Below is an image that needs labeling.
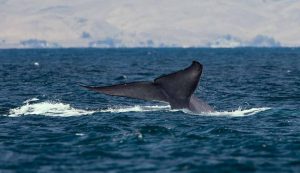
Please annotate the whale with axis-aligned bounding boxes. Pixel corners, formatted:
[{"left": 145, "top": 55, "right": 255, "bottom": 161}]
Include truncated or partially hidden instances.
[{"left": 82, "top": 61, "right": 214, "bottom": 113}]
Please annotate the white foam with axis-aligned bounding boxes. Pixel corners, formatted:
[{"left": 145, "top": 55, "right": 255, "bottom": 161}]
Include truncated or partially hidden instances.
[
  {"left": 8, "top": 99, "right": 95, "bottom": 117},
  {"left": 99, "top": 105, "right": 171, "bottom": 113},
  {"left": 7, "top": 98, "right": 270, "bottom": 117},
  {"left": 23, "top": 97, "right": 39, "bottom": 103},
  {"left": 75, "top": 133, "right": 85, "bottom": 136},
  {"left": 7, "top": 98, "right": 170, "bottom": 117},
  {"left": 101, "top": 106, "right": 271, "bottom": 117},
  {"left": 198, "top": 107, "right": 271, "bottom": 117}
]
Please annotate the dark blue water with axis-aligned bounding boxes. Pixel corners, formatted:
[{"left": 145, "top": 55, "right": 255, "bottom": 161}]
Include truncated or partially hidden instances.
[{"left": 0, "top": 48, "right": 299, "bottom": 173}]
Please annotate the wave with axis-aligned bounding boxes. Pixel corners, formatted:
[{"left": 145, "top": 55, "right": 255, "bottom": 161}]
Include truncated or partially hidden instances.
[{"left": 7, "top": 98, "right": 271, "bottom": 117}]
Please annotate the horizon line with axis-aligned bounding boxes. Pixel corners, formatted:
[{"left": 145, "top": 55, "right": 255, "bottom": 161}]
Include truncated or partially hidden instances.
[{"left": 1, "top": 46, "right": 300, "bottom": 50}]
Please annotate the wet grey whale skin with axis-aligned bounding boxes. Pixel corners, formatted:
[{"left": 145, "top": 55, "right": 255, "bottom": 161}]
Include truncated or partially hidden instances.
[{"left": 82, "top": 61, "right": 214, "bottom": 113}]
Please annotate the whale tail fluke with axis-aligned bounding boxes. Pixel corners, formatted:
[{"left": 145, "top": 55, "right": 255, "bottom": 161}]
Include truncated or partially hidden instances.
[
  {"left": 80, "top": 82, "right": 168, "bottom": 102},
  {"left": 81, "top": 61, "right": 204, "bottom": 109}
]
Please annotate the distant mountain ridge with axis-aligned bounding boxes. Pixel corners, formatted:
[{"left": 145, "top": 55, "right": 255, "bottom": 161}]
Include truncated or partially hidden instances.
[{"left": 0, "top": 0, "right": 299, "bottom": 48}]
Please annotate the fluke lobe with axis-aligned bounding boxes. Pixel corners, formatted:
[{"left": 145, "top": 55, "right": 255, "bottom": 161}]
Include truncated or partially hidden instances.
[{"left": 82, "top": 61, "right": 214, "bottom": 113}]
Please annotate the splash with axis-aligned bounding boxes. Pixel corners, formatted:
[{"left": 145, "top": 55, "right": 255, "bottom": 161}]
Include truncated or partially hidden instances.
[
  {"left": 7, "top": 98, "right": 170, "bottom": 117},
  {"left": 7, "top": 98, "right": 270, "bottom": 117},
  {"left": 95, "top": 105, "right": 266, "bottom": 117},
  {"left": 100, "top": 105, "right": 171, "bottom": 113},
  {"left": 8, "top": 98, "right": 95, "bottom": 117},
  {"left": 196, "top": 107, "right": 271, "bottom": 117}
]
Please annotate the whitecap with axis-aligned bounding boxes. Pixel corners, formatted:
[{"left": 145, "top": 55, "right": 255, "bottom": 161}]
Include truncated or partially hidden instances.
[
  {"left": 8, "top": 101, "right": 95, "bottom": 117},
  {"left": 7, "top": 98, "right": 270, "bottom": 117},
  {"left": 7, "top": 100, "right": 170, "bottom": 117},
  {"left": 99, "top": 105, "right": 171, "bottom": 113},
  {"left": 193, "top": 107, "right": 271, "bottom": 117},
  {"left": 23, "top": 97, "right": 39, "bottom": 104},
  {"left": 75, "top": 133, "right": 85, "bottom": 136},
  {"left": 84, "top": 104, "right": 269, "bottom": 117}
]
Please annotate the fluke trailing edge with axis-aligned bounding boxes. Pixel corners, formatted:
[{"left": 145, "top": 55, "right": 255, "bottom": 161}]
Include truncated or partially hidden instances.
[{"left": 82, "top": 61, "right": 214, "bottom": 113}]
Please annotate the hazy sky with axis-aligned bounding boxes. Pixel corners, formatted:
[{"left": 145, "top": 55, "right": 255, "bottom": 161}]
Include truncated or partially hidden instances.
[{"left": 0, "top": 0, "right": 299, "bottom": 48}]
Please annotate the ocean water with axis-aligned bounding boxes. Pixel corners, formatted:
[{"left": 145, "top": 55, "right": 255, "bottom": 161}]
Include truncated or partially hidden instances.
[{"left": 0, "top": 48, "right": 299, "bottom": 173}]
